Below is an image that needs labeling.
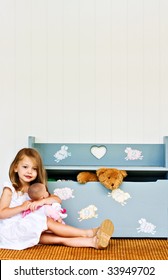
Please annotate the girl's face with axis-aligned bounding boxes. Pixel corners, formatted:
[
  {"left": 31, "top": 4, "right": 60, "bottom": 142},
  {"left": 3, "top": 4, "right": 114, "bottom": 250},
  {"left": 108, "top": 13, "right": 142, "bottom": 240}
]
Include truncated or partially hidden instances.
[{"left": 14, "top": 156, "right": 38, "bottom": 185}]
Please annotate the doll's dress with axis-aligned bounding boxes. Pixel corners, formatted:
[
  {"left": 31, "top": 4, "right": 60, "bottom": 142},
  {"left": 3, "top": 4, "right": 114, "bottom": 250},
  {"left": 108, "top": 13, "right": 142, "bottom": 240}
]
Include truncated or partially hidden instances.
[{"left": 0, "top": 183, "right": 48, "bottom": 250}]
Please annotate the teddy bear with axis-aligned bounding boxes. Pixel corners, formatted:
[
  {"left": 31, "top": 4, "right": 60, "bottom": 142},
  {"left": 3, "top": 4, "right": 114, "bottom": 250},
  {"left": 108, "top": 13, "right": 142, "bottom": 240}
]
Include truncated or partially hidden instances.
[{"left": 77, "top": 168, "right": 127, "bottom": 191}]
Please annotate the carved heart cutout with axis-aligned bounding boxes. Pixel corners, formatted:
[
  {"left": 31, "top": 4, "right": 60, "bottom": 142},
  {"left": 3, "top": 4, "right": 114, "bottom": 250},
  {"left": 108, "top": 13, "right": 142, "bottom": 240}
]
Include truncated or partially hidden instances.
[{"left": 91, "top": 146, "right": 107, "bottom": 159}]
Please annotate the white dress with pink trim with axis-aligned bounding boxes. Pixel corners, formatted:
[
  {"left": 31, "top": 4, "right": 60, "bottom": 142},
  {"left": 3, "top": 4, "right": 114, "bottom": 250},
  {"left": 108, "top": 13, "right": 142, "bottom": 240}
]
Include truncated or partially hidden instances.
[{"left": 0, "top": 183, "right": 48, "bottom": 250}]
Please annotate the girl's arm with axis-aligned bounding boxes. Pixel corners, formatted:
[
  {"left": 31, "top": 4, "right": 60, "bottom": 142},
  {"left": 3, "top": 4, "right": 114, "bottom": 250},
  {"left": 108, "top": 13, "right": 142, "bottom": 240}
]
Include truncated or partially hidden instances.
[
  {"left": 29, "top": 194, "right": 61, "bottom": 211},
  {"left": 47, "top": 194, "right": 62, "bottom": 204},
  {"left": 42, "top": 194, "right": 61, "bottom": 205},
  {"left": 0, "top": 187, "right": 31, "bottom": 219}
]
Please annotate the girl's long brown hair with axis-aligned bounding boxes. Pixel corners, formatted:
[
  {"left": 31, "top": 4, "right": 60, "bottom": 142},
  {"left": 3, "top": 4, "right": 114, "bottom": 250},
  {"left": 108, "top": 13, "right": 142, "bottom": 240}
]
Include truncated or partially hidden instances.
[{"left": 9, "top": 148, "right": 48, "bottom": 191}]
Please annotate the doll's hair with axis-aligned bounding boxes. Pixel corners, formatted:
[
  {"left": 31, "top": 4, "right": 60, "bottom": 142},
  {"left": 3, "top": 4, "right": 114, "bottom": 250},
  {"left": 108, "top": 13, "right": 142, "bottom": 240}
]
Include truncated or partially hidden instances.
[
  {"left": 9, "top": 148, "right": 48, "bottom": 191},
  {"left": 28, "top": 183, "right": 47, "bottom": 200}
]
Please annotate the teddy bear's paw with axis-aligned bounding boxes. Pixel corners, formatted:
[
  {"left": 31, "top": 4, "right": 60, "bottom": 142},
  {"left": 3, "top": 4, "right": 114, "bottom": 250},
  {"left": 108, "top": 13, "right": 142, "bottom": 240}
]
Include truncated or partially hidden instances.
[
  {"left": 77, "top": 173, "right": 87, "bottom": 183},
  {"left": 77, "top": 172, "right": 98, "bottom": 183}
]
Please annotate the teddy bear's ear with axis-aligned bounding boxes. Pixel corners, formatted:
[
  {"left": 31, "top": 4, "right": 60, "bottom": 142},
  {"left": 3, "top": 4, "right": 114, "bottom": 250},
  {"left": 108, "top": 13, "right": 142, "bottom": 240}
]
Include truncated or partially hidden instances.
[
  {"left": 120, "top": 170, "right": 127, "bottom": 178},
  {"left": 96, "top": 168, "right": 107, "bottom": 177}
]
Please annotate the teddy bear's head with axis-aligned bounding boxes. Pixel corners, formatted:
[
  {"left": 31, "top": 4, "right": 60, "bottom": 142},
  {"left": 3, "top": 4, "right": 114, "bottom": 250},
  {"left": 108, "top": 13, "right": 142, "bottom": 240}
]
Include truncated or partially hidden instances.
[{"left": 96, "top": 168, "right": 127, "bottom": 190}]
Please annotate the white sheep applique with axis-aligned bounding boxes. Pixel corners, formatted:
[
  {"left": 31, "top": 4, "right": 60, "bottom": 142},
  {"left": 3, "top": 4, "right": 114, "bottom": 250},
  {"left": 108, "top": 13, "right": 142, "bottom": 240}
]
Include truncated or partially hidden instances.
[
  {"left": 54, "top": 187, "right": 75, "bottom": 200},
  {"left": 125, "top": 147, "right": 143, "bottom": 161},
  {"left": 137, "top": 218, "right": 156, "bottom": 235},
  {"left": 108, "top": 188, "right": 131, "bottom": 206},
  {"left": 54, "top": 145, "right": 71, "bottom": 163},
  {"left": 78, "top": 205, "right": 98, "bottom": 222}
]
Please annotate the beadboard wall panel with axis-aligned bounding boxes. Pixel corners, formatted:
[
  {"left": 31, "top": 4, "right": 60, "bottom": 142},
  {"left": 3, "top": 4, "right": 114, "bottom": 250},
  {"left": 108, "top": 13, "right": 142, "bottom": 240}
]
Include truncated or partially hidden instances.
[{"left": 0, "top": 0, "right": 168, "bottom": 184}]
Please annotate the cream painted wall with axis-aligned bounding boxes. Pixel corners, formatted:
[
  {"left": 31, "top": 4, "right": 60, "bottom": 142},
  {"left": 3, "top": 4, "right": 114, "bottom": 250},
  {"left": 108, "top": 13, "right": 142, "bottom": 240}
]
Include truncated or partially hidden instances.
[{"left": 0, "top": 0, "right": 168, "bottom": 184}]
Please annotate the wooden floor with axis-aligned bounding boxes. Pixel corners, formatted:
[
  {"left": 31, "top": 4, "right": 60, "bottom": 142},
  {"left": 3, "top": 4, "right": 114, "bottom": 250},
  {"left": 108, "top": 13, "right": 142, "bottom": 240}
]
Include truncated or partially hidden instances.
[{"left": 0, "top": 239, "right": 167, "bottom": 260}]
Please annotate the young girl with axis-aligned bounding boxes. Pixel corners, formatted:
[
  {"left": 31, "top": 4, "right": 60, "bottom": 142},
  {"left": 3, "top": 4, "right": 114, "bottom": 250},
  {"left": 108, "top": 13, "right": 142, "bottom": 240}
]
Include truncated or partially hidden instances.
[{"left": 0, "top": 148, "right": 114, "bottom": 250}]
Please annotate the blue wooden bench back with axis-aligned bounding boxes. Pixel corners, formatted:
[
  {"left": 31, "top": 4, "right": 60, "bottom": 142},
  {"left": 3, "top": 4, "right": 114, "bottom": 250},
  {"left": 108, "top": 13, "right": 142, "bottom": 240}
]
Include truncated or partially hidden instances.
[{"left": 28, "top": 136, "right": 168, "bottom": 170}]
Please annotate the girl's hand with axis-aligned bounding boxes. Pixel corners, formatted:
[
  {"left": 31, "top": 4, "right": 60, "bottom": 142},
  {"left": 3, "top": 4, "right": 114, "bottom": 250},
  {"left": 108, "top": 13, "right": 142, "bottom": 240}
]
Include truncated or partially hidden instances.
[
  {"left": 21, "top": 200, "right": 32, "bottom": 211},
  {"left": 29, "top": 200, "right": 44, "bottom": 211}
]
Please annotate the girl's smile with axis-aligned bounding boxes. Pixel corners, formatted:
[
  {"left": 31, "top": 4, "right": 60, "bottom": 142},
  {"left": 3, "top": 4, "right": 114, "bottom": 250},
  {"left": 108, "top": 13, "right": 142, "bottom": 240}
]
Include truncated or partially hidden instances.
[{"left": 24, "top": 175, "right": 33, "bottom": 179}]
